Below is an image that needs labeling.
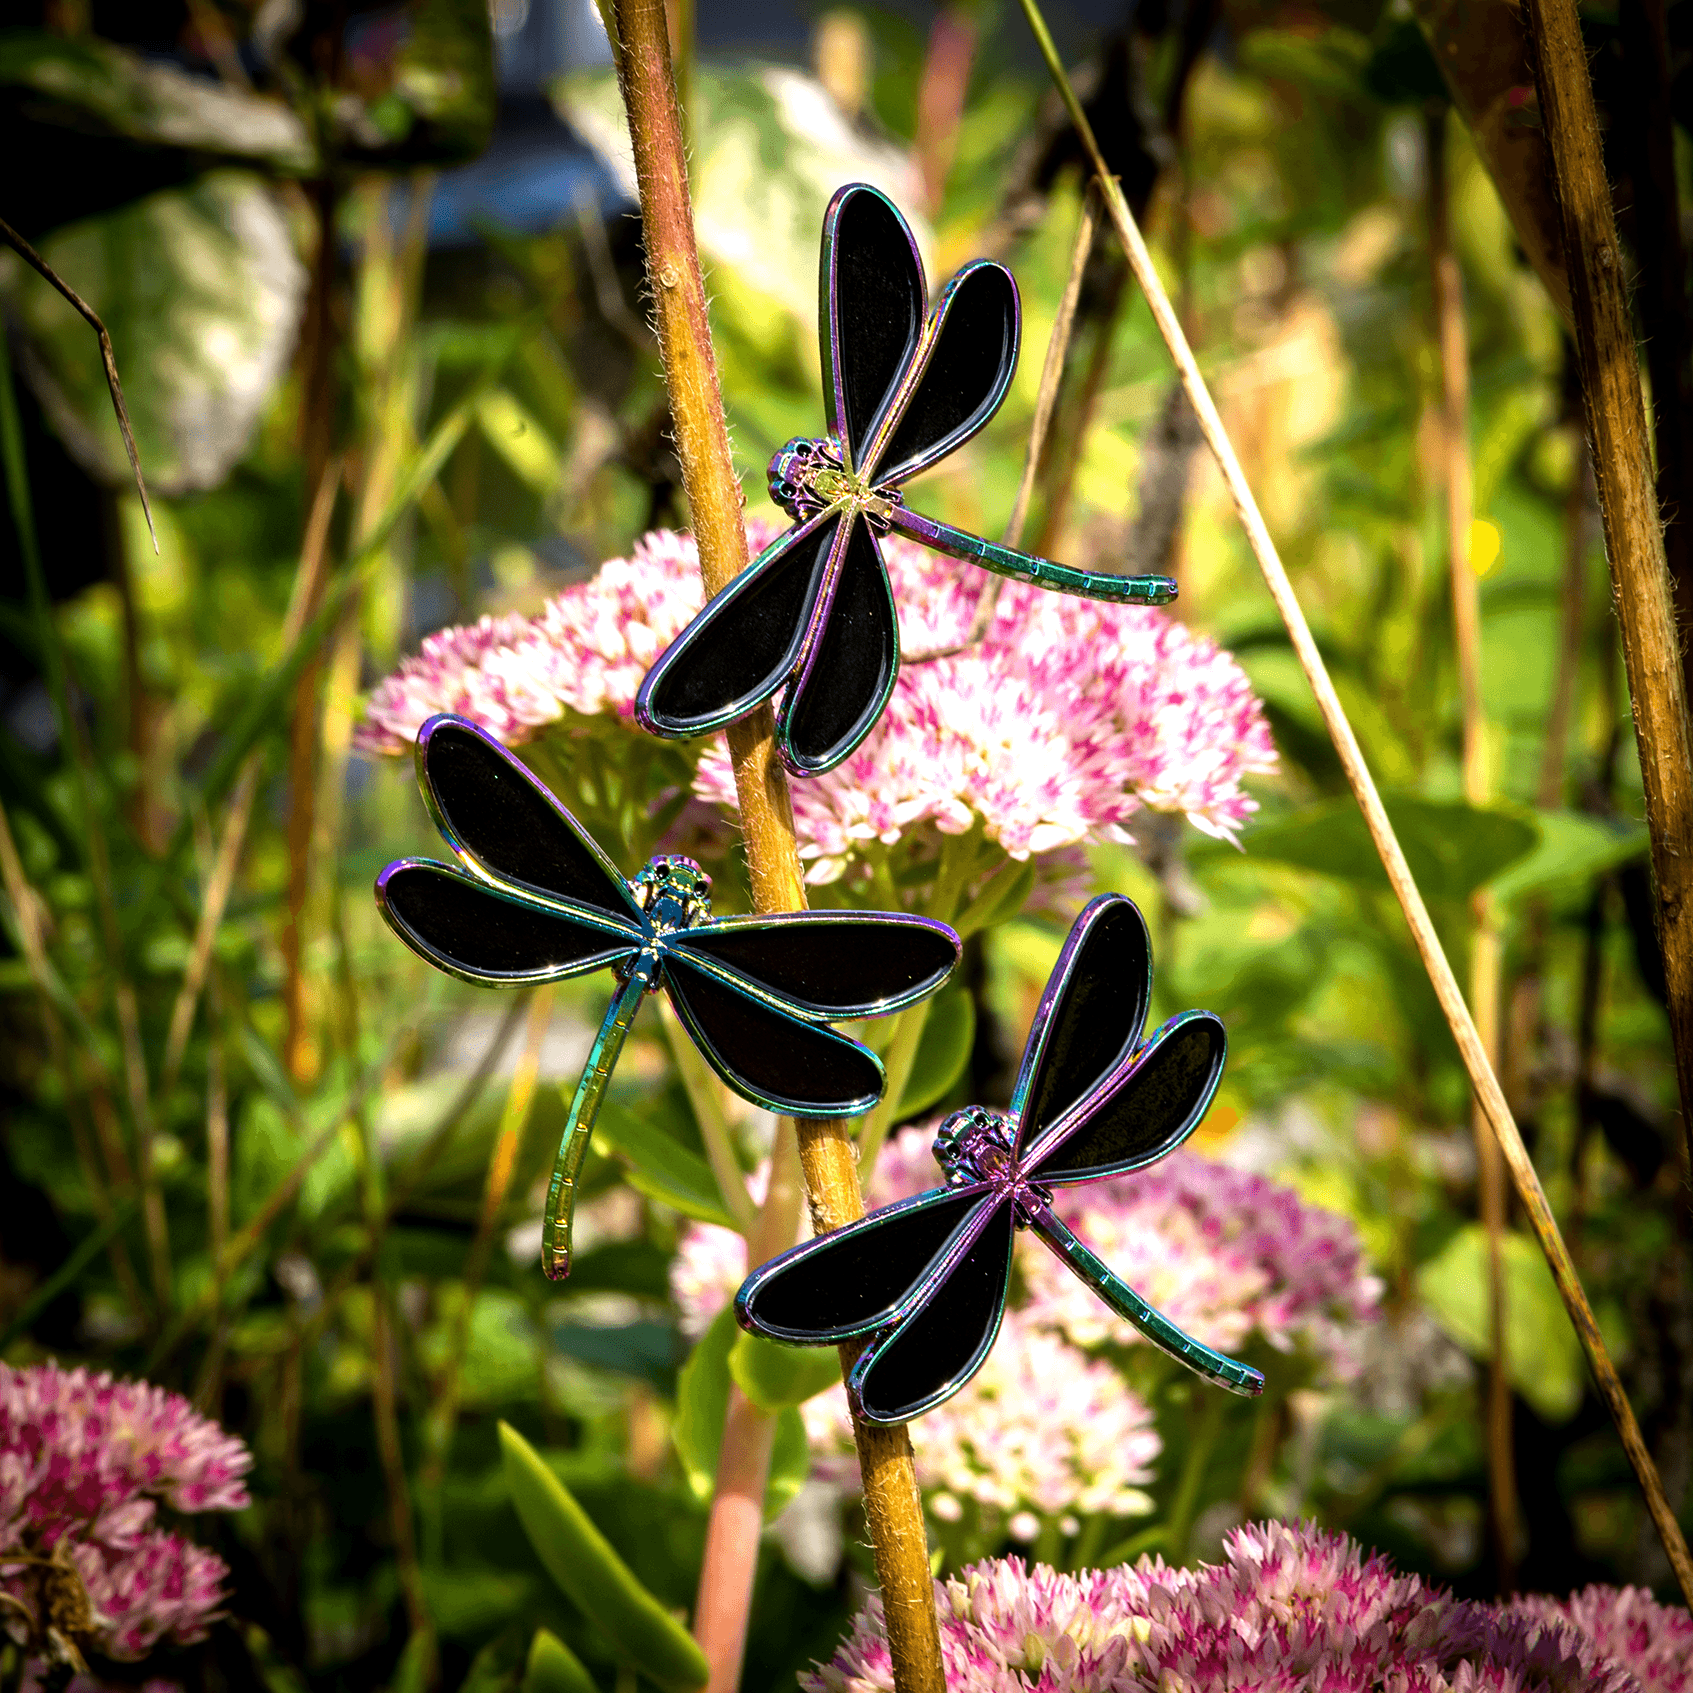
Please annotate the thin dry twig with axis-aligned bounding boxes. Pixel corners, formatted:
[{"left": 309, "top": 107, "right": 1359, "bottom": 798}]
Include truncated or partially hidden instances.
[
  {"left": 1018, "top": 0, "right": 1693, "bottom": 1610},
  {"left": 0, "top": 214, "right": 156, "bottom": 551},
  {"left": 1427, "top": 105, "right": 1519, "bottom": 1588}
]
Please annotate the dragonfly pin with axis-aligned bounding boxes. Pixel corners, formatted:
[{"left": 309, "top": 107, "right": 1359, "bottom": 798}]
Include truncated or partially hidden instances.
[
  {"left": 736, "top": 894, "right": 1265, "bottom": 1423},
  {"left": 375, "top": 715, "right": 960, "bottom": 1280},
  {"left": 636, "top": 183, "right": 1179, "bottom": 777}
]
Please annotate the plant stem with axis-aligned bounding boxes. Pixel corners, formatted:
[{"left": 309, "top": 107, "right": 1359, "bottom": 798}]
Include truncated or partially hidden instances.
[
  {"left": 659, "top": 999, "right": 755, "bottom": 1232},
  {"left": 1427, "top": 104, "right": 1518, "bottom": 1592},
  {"left": 610, "top": 3, "right": 944, "bottom": 1687},
  {"left": 1524, "top": 0, "right": 1693, "bottom": 1201},
  {"left": 422, "top": 984, "right": 555, "bottom": 1556},
  {"left": 691, "top": 1124, "right": 804, "bottom": 1691},
  {"left": 283, "top": 176, "right": 344, "bottom": 1084},
  {"left": 1165, "top": 1389, "right": 1224, "bottom": 1561},
  {"left": 1019, "top": 0, "right": 1693, "bottom": 1607},
  {"left": 1617, "top": 0, "right": 1693, "bottom": 709}
]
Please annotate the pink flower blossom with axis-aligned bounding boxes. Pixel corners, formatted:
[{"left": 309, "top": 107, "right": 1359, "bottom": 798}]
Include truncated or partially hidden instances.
[
  {"left": 356, "top": 522, "right": 1275, "bottom": 889},
  {"left": 1507, "top": 1585, "right": 1693, "bottom": 1693},
  {"left": 1, "top": 1364, "right": 250, "bottom": 1665},
  {"left": 695, "top": 531, "right": 1277, "bottom": 882},
  {"left": 355, "top": 530, "right": 707, "bottom": 756},
  {"left": 802, "top": 1314, "right": 1161, "bottom": 1531},
  {"left": 1021, "top": 1148, "right": 1382, "bottom": 1381},
  {"left": 805, "top": 1521, "right": 1643, "bottom": 1693}
]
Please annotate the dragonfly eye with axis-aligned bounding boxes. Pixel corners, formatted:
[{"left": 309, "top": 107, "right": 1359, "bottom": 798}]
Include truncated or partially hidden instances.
[{"left": 933, "top": 1104, "right": 1013, "bottom": 1184}]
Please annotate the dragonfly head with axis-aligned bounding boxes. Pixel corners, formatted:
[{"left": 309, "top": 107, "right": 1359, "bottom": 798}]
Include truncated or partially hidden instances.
[
  {"left": 933, "top": 1105, "right": 1015, "bottom": 1186},
  {"left": 768, "top": 435, "right": 902, "bottom": 529},
  {"left": 631, "top": 856, "right": 712, "bottom": 934}
]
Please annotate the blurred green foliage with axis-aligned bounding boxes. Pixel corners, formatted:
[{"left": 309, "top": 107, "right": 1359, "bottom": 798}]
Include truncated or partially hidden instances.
[{"left": 0, "top": 2, "right": 1688, "bottom": 1691}]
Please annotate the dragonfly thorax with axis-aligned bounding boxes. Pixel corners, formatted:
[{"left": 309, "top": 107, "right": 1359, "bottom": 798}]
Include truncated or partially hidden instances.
[
  {"left": 767, "top": 436, "right": 900, "bottom": 529},
  {"left": 630, "top": 856, "right": 712, "bottom": 936}
]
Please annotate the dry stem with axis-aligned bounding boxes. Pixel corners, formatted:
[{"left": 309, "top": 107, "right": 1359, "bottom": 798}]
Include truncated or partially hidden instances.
[
  {"left": 1018, "top": 0, "right": 1693, "bottom": 1607},
  {"left": 0, "top": 214, "right": 156, "bottom": 549}
]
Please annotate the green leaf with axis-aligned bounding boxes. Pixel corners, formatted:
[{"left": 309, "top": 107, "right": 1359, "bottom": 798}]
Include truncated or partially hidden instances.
[
  {"left": 672, "top": 1308, "right": 737, "bottom": 1500},
  {"left": 549, "top": 1319, "right": 680, "bottom": 1392},
  {"left": 729, "top": 1330, "right": 841, "bottom": 1411},
  {"left": 524, "top": 1630, "right": 599, "bottom": 1693},
  {"left": 1231, "top": 794, "right": 1538, "bottom": 903},
  {"left": 498, "top": 1422, "right": 709, "bottom": 1691},
  {"left": 1415, "top": 1226, "right": 1586, "bottom": 1423},
  {"left": 595, "top": 1101, "right": 738, "bottom": 1230},
  {"left": 0, "top": 30, "right": 313, "bottom": 168},
  {"left": 954, "top": 857, "right": 1036, "bottom": 936},
  {"left": 1484, "top": 811, "right": 1648, "bottom": 905},
  {"left": 390, "top": 1631, "right": 436, "bottom": 1693},
  {"left": 672, "top": 1309, "right": 811, "bottom": 1517},
  {"left": 897, "top": 989, "right": 975, "bottom": 1118}
]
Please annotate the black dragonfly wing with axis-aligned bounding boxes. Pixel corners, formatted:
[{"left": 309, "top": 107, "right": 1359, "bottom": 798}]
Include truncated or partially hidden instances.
[
  {"left": 863, "top": 260, "right": 1020, "bottom": 489},
  {"left": 1024, "top": 1010, "right": 1227, "bottom": 1186},
  {"left": 736, "top": 1182, "right": 996, "bottom": 1344},
  {"left": 821, "top": 184, "right": 927, "bottom": 474},
  {"left": 775, "top": 517, "right": 899, "bottom": 777},
  {"left": 671, "top": 910, "right": 959, "bottom": 1019},
  {"left": 636, "top": 511, "right": 840, "bottom": 741},
  {"left": 847, "top": 1198, "right": 1017, "bottom": 1424},
  {"left": 376, "top": 859, "right": 638, "bottom": 986},
  {"left": 1007, "top": 894, "right": 1153, "bottom": 1157},
  {"left": 662, "top": 951, "right": 886, "bottom": 1116},
  {"left": 416, "top": 715, "right": 640, "bottom": 921}
]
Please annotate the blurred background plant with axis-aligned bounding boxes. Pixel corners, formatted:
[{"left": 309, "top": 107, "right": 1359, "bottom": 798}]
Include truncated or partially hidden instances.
[{"left": 0, "top": 0, "right": 1688, "bottom": 1691}]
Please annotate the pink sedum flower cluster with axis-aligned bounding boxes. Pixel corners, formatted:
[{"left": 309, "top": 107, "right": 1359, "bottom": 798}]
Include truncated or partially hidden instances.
[
  {"left": 807, "top": 1521, "right": 1656, "bottom": 1693},
  {"left": 354, "top": 530, "right": 707, "bottom": 756},
  {"left": 802, "top": 1315, "right": 1161, "bottom": 1533},
  {"left": 355, "top": 523, "right": 1275, "bottom": 885},
  {"left": 1507, "top": 1585, "right": 1693, "bottom": 1693},
  {"left": 696, "top": 529, "right": 1276, "bottom": 881},
  {"left": 1022, "top": 1149, "right": 1383, "bottom": 1381},
  {"left": 1, "top": 1363, "right": 251, "bottom": 1664}
]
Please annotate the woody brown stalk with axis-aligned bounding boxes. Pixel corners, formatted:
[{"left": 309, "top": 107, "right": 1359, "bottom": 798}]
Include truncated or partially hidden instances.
[
  {"left": 1426, "top": 107, "right": 1518, "bottom": 1591},
  {"left": 1523, "top": 0, "right": 1693, "bottom": 1199},
  {"left": 608, "top": 5, "right": 945, "bottom": 1692}
]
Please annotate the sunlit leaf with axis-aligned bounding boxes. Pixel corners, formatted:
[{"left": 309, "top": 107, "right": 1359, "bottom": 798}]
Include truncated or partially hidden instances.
[
  {"left": 596, "top": 1100, "right": 738, "bottom": 1230},
  {"left": 524, "top": 1629, "right": 599, "bottom": 1693},
  {"left": 896, "top": 988, "right": 975, "bottom": 1118},
  {"left": 499, "top": 1422, "right": 709, "bottom": 1691},
  {"left": 1415, "top": 1225, "right": 1586, "bottom": 1423},
  {"left": 729, "top": 1329, "right": 840, "bottom": 1411},
  {"left": 673, "top": 1308, "right": 810, "bottom": 1516},
  {"left": 4, "top": 176, "right": 307, "bottom": 496},
  {"left": 1484, "top": 811, "right": 1648, "bottom": 905},
  {"left": 0, "top": 29, "right": 313, "bottom": 169},
  {"left": 1226, "top": 795, "right": 1538, "bottom": 903}
]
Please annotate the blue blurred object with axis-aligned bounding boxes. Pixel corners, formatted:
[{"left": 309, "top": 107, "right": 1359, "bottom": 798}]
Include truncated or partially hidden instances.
[
  {"left": 427, "top": 95, "right": 622, "bottom": 246},
  {"left": 428, "top": 0, "right": 622, "bottom": 247}
]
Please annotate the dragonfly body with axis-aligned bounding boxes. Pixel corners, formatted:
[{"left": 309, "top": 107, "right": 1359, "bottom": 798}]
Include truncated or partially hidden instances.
[
  {"left": 637, "top": 184, "right": 1179, "bottom": 779},
  {"left": 736, "top": 894, "right": 1266, "bottom": 1424},
  {"left": 375, "top": 715, "right": 960, "bottom": 1281}
]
